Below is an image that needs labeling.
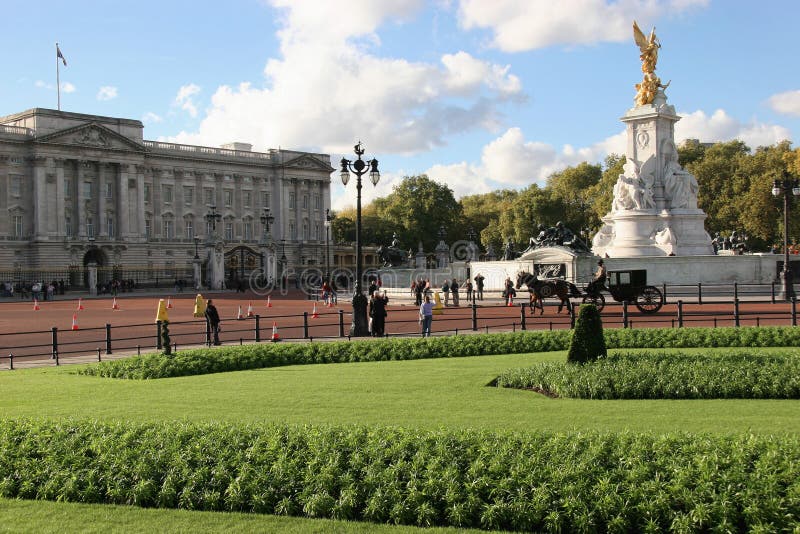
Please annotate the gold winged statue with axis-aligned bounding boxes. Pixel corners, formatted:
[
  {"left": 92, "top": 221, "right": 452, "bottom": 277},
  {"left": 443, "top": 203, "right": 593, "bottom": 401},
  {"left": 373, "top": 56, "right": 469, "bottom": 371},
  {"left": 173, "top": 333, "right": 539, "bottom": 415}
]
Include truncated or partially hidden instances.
[{"left": 632, "top": 21, "right": 668, "bottom": 106}]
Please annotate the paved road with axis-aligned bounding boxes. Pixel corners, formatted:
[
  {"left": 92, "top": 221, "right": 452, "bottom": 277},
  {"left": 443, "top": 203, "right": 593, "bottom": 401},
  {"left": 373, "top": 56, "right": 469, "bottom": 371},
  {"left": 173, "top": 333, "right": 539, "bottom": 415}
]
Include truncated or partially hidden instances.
[{"left": 0, "top": 289, "right": 797, "bottom": 370}]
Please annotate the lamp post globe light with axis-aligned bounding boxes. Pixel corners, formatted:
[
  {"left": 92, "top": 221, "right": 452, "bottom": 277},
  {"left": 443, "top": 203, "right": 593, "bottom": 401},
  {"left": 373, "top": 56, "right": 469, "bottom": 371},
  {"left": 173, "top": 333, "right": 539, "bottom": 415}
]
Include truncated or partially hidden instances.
[
  {"left": 205, "top": 205, "right": 221, "bottom": 240},
  {"left": 340, "top": 141, "right": 380, "bottom": 337},
  {"left": 772, "top": 171, "right": 800, "bottom": 301}
]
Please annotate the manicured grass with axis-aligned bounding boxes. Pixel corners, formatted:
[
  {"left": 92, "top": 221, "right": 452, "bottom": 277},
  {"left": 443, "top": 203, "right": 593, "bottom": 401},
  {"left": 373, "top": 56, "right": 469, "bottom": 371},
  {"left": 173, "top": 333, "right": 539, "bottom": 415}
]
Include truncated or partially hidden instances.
[
  {"left": 0, "top": 497, "right": 476, "bottom": 533},
  {"left": 1, "top": 349, "right": 799, "bottom": 434}
]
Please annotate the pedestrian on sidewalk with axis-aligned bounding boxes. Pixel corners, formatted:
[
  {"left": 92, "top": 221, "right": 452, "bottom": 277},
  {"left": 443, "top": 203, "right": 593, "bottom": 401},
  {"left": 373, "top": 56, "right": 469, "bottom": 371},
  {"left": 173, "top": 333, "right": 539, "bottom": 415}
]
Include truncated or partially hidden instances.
[
  {"left": 419, "top": 294, "right": 433, "bottom": 337},
  {"left": 204, "top": 299, "right": 221, "bottom": 346}
]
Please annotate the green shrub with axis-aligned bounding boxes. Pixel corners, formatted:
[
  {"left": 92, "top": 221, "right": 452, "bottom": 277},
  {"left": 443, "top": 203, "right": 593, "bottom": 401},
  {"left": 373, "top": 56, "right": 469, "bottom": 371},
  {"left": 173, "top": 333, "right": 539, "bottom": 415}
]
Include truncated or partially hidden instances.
[
  {"left": 79, "top": 326, "right": 800, "bottom": 380},
  {"left": 0, "top": 420, "right": 798, "bottom": 531},
  {"left": 567, "top": 304, "right": 606, "bottom": 364},
  {"left": 497, "top": 349, "right": 800, "bottom": 399}
]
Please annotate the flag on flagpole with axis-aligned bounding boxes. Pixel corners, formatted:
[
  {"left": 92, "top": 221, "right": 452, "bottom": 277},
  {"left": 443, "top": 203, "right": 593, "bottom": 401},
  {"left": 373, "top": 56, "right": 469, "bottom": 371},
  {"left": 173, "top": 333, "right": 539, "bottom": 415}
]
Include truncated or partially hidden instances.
[{"left": 57, "top": 45, "right": 67, "bottom": 66}]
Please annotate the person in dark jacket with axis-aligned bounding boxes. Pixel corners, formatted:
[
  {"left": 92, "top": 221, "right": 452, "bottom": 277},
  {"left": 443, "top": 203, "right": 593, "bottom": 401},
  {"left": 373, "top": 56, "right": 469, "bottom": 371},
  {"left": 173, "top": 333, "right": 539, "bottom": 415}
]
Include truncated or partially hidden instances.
[{"left": 204, "top": 299, "right": 221, "bottom": 345}]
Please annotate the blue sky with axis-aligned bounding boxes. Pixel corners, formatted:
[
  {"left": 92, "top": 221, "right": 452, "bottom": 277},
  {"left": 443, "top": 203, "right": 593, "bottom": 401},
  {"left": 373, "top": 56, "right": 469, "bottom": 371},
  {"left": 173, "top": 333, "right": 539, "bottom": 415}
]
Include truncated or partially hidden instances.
[{"left": 2, "top": 0, "right": 799, "bottom": 209}]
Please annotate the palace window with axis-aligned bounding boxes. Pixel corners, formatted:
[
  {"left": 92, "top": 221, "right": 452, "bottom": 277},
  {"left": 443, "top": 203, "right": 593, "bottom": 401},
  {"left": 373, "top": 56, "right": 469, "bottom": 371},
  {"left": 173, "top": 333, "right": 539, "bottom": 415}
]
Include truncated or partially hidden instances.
[
  {"left": 206, "top": 220, "right": 213, "bottom": 237},
  {"left": 303, "top": 221, "right": 309, "bottom": 240},
  {"left": 65, "top": 216, "right": 72, "bottom": 237},
  {"left": 244, "top": 191, "right": 252, "bottom": 208},
  {"left": 185, "top": 220, "right": 194, "bottom": 239},
  {"left": 302, "top": 194, "right": 308, "bottom": 210},
  {"left": 224, "top": 189, "right": 233, "bottom": 207},
  {"left": 162, "top": 184, "right": 173, "bottom": 204},
  {"left": 87, "top": 217, "right": 95, "bottom": 238},
  {"left": 224, "top": 222, "right": 233, "bottom": 241},
  {"left": 145, "top": 219, "right": 152, "bottom": 239},
  {"left": 289, "top": 192, "right": 296, "bottom": 210},
  {"left": 144, "top": 183, "right": 151, "bottom": 203},
  {"left": 183, "top": 186, "right": 194, "bottom": 206},
  {"left": 314, "top": 194, "right": 321, "bottom": 210},
  {"left": 106, "top": 217, "right": 114, "bottom": 237},
  {"left": 244, "top": 221, "right": 252, "bottom": 240},
  {"left": 105, "top": 181, "right": 113, "bottom": 200},
  {"left": 64, "top": 178, "right": 71, "bottom": 198},
  {"left": 10, "top": 176, "right": 21, "bottom": 197},
  {"left": 84, "top": 181, "right": 93, "bottom": 199},
  {"left": 13, "top": 216, "right": 22, "bottom": 238},
  {"left": 314, "top": 223, "right": 321, "bottom": 241},
  {"left": 289, "top": 221, "right": 296, "bottom": 240},
  {"left": 204, "top": 187, "right": 214, "bottom": 205},
  {"left": 261, "top": 191, "right": 270, "bottom": 208},
  {"left": 163, "top": 219, "right": 174, "bottom": 239}
]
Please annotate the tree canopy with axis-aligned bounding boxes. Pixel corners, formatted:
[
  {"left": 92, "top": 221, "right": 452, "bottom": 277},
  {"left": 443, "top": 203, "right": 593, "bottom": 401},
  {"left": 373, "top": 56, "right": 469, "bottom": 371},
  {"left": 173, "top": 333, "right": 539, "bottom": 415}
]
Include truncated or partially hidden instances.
[{"left": 337, "top": 140, "right": 799, "bottom": 255}]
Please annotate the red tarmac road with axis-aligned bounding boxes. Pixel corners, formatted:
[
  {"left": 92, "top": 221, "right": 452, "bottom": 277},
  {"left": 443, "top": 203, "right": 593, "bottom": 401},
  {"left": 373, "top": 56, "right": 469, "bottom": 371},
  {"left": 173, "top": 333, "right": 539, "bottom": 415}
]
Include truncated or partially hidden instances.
[{"left": 0, "top": 291, "right": 796, "bottom": 368}]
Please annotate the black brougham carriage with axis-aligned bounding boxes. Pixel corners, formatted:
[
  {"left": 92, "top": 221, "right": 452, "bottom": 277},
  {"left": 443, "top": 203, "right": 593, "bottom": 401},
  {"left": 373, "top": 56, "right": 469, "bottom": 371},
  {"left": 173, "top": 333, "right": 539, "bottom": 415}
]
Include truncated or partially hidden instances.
[{"left": 582, "top": 269, "right": 663, "bottom": 313}]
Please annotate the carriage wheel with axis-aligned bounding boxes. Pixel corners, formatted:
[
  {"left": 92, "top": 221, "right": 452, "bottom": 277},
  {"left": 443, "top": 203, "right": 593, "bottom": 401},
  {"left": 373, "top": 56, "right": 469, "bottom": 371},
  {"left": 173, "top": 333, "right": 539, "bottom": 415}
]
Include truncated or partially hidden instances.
[
  {"left": 635, "top": 286, "right": 663, "bottom": 314},
  {"left": 539, "top": 283, "right": 554, "bottom": 298},
  {"left": 582, "top": 293, "right": 605, "bottom": 311}
]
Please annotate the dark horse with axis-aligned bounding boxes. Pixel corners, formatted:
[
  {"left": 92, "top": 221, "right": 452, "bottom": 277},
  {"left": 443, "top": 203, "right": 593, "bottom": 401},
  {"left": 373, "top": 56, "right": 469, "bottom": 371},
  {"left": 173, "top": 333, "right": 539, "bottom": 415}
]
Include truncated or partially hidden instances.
[
  {"left": 515, "top": 271, "right": 579, "bottom": 315},
  {"left": 377, "top": 245, "right": 406, "bottom": 267}
]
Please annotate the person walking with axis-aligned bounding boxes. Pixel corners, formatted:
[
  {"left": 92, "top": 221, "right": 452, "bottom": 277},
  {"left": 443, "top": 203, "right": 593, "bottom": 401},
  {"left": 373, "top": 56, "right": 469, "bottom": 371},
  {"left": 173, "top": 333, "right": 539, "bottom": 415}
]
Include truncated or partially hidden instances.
[
  {"left": 370, "top": 290, "right": 388, "bottom": 337},
  {"left": 474, "top": 273, "right": 485, "bottom": 301},
  {"left": 414, "top": 278, "right": 424, "bottom": 306},
  {"left": 464, "top": 279, "right": 473, "bottom": 303},
  {"left": 441, "top": 279, "right": 450, "bottom": 306},
  {"left": 451, "top": 278, "right": 459, "bottom": 306},
  {"left": 419, "top": 294, "right": 433, "bottom": 337},
  {"left": 204, "top": 299, "right": 221, "bottom": 346}
]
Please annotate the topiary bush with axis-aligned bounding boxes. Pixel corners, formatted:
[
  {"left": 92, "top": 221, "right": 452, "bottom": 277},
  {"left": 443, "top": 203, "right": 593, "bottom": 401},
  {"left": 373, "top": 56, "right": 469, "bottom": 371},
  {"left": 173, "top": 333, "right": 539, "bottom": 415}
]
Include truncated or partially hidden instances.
[{"left": 567, "top": 304, "right": 606, "bottom": 364}]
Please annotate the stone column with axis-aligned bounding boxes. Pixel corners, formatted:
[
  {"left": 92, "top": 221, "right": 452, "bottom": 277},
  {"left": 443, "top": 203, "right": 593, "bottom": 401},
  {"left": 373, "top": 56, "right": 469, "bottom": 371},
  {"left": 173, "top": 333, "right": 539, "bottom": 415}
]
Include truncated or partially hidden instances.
[
  {"left": 97, "top": 162, "right": 107, "bottom": 238},
  {"left": 117, "top": 163, "right": 129, "bottom": 239},
  {"left": 55, "top": 158, "right": 65, "bottom": 237},
  {"left": 77, "top": 160, "right": 87, "bottom": 238},
  {"left": 87, "top": 261, "right": 98, "bottom": 295},
  {"left": 32, "top": 156, "right": 47, "bottom": 240},
  {"left": 136, "top": 165, "right": 146, "bottom": 240},
  {"left": 193, "top": 257, "right": 202, "bottom": 290}
]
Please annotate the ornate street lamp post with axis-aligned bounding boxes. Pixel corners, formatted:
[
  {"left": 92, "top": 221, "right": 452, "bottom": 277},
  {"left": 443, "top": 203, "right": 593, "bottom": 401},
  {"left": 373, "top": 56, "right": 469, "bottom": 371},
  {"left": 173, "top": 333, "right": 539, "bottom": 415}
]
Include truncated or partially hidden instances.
[
  {"left": 193, "top": 236, "right": 200, "bottom": 259},
  {"left": 324, "top": 209, "right": 334, "bottom": 283},
  {"left": 280, "top": 239, "right": 287, "bottom": 291},
  {"left": 260, "top": 207, "right": 274, "bottom": 241},
  {"left": 339, "top": 141, "right": 380, "bottom": 337},
  {"left": 772, "top": 172, "right": 800, "bottom": 301}
]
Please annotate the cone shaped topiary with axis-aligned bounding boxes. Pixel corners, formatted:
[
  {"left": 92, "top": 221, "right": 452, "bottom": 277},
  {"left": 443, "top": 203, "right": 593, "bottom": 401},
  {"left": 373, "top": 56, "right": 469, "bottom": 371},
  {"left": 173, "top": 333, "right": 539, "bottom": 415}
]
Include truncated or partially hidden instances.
[{"left": 567, "top": 304, "right": 606, "bottom": 364}]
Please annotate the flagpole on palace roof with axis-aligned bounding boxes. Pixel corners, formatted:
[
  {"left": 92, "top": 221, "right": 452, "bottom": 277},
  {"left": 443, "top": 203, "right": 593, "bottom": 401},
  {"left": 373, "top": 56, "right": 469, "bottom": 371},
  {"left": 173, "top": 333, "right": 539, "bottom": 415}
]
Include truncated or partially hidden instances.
[{"left": 56, "top": 42, "right": 61, "bottom": 110}]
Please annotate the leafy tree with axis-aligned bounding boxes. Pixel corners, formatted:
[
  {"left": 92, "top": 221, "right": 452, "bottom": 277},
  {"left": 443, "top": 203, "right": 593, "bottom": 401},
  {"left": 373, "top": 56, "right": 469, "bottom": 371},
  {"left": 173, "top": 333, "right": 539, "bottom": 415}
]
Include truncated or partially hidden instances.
[
  {"left": 372, "top": 175, "right": 462, "bottom": 251},
  {"left": 546, "top": 162, "right": 603, "bottom": 232},
  {"left": 587, "top": 154, "right": 625, "bottom": 227}
]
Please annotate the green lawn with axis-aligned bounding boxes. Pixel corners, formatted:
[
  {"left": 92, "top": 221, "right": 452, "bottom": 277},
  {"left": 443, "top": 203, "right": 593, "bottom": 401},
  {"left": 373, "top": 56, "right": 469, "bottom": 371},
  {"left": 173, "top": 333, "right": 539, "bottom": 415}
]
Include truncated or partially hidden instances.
[
  {"left": 2, "top": 349, "right": 799, "bottom": 531},
  {"left": 0, "top": 497, "right": 483, "bottom": 534},
  {"left": 1, "top": 349, "right": 798, "bottom": 434}
]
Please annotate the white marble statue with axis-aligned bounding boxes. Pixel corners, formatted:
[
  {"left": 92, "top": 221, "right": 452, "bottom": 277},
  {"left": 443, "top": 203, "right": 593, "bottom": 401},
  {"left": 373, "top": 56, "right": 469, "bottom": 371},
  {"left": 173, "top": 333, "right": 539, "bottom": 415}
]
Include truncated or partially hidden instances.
[
  {"left": 592, "top": 224, "right": 615, "bottom": 248},
  {"left": 662, "top": 140, "right": 699, "bottom": 209},
  {"left": 612, "top": 160, "right": 654, "bottom": 211}
]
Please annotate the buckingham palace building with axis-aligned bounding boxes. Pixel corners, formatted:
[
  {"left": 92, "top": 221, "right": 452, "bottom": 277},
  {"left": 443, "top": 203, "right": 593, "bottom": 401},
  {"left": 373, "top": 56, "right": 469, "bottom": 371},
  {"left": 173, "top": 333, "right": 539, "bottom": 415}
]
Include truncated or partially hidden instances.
[{"left": 0, "top": 107, "right": 334, "bottom": 290}]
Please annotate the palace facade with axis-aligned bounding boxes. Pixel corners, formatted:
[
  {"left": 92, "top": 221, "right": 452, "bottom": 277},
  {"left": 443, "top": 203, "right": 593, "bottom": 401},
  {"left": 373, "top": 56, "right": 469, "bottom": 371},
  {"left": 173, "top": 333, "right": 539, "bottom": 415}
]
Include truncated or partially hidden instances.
[{"left": 0, "top": 108, "right": 334, "bottom": 288}]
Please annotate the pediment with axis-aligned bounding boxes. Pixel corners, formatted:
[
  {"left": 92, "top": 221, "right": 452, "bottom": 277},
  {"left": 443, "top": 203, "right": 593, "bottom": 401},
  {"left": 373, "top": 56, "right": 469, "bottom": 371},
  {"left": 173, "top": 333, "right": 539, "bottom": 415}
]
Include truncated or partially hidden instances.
[
  {"left": 35, "top": 122, "right": 146, "bottom": 152},
  {"left": 283, "top": 154, "right": 334, "bottom": 172}
]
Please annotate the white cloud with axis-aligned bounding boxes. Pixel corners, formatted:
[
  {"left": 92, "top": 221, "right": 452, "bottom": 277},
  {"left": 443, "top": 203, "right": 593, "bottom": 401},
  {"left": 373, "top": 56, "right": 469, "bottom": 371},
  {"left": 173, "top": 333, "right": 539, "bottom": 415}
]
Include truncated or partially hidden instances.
[
  {"left": 675, "top": 109, "right": 791, "bottom": 148},
  {"left": 96, "top": 86, "right": 118, "bottom": 101},
  {"left": 768, "top": 90, "right": 800, "bottom": 117},
  {"left": 142, "top": 112, "right": 163, "bottom": 124},
  {"left": 174, "top": 83, "right": 201, "bottom": 117},
  {"left": 35, "top": 80, "right": 77, "bottom": 93},
  {"left": 35, "top": 80, "right": 49, "bottom": 89},
  {"left": 456, "top": 0, "right": 709, "bottom": 52},
  {"left": 61, "top": 82, "right": 76, "bottom": 93},
  {"left": 167, "top": 1, "right": 523, "bottom": 156}
]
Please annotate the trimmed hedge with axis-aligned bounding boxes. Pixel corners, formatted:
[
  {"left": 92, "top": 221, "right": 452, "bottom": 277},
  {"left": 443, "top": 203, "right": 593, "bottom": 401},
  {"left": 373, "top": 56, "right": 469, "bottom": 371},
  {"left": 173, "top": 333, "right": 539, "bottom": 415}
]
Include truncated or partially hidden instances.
[
  {"left": 1, "top": 420, "right": 798, "bottom": 531},
  {"left": 497, "top": 350, "right": 800, "bottom": 399},
  {"left": 79, "top": 326, "right": 800, "bottom": 380},
  {"left": 567, "top": 304, "right": 606, "bottom": 363}
]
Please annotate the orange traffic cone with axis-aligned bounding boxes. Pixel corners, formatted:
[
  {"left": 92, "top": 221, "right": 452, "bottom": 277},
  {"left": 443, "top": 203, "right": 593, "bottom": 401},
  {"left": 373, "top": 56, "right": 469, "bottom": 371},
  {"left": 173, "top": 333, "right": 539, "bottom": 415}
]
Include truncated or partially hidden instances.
[
  {"left": 312, "top": 302, "right": 319, "bottom": 319},
  {"left": 237, "top": 305, "right": 244, "bottom": 320},
  {"left": 266, "top": 295, "right": 272, "bottom": 308},
  {"left": 71, "top": 313, "right": 79, "bottom": 331},
  {"left": 166, "top": 297, "right": 173, "bottom": 309},
  {"left": 112, "top": 297, "right": 120, "bottom": 310},
  {"left": 271, "top": 321, "right": 280, "bottom": 341},
  {"left": 76, "top": 298, "right": 84, "bottom": 311},
  {"left": 247, "top": 301, "right": 254, "bottom": 318},
  {"left": 33, "top": 298, "right": 40, "bottom": 311},
  {"left": 507, "top": 294, "right": 513, "bottom": 307}
]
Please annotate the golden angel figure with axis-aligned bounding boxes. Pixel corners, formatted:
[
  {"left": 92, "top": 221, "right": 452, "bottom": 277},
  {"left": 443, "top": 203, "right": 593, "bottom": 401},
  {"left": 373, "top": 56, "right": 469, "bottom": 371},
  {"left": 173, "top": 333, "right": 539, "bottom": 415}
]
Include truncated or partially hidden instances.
[{"left": 632, "top": 21, "right": 665, "bottom": 106}]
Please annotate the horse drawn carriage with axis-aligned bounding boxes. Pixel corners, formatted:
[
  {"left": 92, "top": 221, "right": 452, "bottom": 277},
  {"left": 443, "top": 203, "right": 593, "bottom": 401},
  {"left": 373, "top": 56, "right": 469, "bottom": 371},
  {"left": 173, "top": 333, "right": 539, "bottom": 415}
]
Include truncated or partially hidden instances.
[{"left": 516, "top": 268, "right": 663, "bottom": 315}]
